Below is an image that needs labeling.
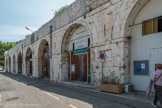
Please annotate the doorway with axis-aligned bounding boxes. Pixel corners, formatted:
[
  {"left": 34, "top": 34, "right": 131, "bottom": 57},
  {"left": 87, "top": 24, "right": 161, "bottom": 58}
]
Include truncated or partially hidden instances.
[
  {"left": 69, "top": 48, "right": 91, "bottom": 83},
  {"left": 18, "top": 52, "right": 22, "bottom": 74},
  {"left": 71, "top": 53, "right": 87, "bottom": 81},
  {"left": 26, "top": 47, "right": 32, "bottom": 76},
  {"left": 38, "top": 40, "right": 50, "bottom": 78},
  {"left": 30, "top": 61, "right": 32, "bottom": 75}
]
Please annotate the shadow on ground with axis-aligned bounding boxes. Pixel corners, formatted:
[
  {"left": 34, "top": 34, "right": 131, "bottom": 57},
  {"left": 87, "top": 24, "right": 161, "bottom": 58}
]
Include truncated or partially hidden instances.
[{"left": 0, "top": 72, "right": 152, "bottom": 108}]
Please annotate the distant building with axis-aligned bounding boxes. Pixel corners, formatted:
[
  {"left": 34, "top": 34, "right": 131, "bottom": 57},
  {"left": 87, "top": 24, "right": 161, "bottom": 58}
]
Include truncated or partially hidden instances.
[{"left": 5, "top": 0, "right": 162, "bottom": 91}]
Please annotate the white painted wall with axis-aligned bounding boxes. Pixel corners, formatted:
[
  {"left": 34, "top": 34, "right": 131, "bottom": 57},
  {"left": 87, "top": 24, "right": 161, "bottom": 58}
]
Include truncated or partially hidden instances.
[
  {"left": 131, "top": 0, "right": 162, "bottom": 91},
  {"left": 69, "top": 26, "right": 89, "bottom": 51}
]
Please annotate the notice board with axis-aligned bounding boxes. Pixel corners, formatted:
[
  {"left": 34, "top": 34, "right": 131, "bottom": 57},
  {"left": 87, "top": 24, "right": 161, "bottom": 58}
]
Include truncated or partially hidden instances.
[{"left": 134, "top": 60, "right": 149, "bottom": 75}]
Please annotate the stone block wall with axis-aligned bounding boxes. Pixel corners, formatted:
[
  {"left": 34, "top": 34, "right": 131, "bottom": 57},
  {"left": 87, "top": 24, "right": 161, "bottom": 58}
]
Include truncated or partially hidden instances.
[
  {"left": 90, "top": 0, "right": 111, "bottom": 9},
  {"left": 5, "top": 0, "right": 150, "bottom": 87}
]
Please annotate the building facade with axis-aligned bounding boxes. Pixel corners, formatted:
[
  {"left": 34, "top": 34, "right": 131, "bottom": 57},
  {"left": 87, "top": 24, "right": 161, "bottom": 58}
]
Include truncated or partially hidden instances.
[{"left": 4, "top": 0, "right": 162, "bottom": 91}]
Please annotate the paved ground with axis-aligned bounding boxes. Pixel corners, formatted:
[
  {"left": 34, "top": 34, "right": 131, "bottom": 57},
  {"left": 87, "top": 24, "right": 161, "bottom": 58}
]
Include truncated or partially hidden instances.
[{"left": 0, "top": 71, "right": 158, "bottom": 108}]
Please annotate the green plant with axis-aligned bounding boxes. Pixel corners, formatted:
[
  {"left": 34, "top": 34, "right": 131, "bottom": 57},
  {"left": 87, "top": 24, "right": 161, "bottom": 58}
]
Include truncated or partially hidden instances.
[
  {"left": 89, "top": 7, "right": 93, "bottom": 12},
  {"left": 101, "top": 72, "right": 120, "bottom": 85},
  {"left": 102, "top": 76, "right": 109, "bottom": 84},
  {"left": 0, "top": 41, "right": 17, "bottom": 66},
  {"left": 54, "top": 5, "right": 69, "bottom": 16},
  {"left": 25, "top": 34, "right": 30, "bottom": 38}
]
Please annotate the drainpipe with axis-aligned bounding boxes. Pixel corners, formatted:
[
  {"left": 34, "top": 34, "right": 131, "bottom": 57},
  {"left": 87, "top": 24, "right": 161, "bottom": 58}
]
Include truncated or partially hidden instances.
[
  {"left": 50, "top": 26, "right": 52, "bottom": 59},
  {"left": 22, "top": 43, "right": 23, "bottom": 75},
  {"left": 50, "top": 26, "right": 53, "bottom": 81}
]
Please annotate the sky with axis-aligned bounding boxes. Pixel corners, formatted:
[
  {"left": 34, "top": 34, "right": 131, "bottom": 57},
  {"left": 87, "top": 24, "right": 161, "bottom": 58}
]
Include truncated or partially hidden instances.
[{"left": 0, "top": 0, "right": 75, "bottom": 42}]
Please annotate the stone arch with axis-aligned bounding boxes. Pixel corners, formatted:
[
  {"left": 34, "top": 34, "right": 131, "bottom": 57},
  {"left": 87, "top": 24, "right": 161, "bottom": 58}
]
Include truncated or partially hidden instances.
[
  {"left": 61, "top": 23, "right": 91, "bottom": 82},
  {"left": 118, "top": 0, "right": 151, "bottom": 82},
  {"left": 38, "top": 39, "right": 50, "bottom": 78},
  {"left": 61, "top": 21, "right": 93, "bottom": 53},
  {"left": 124, "top": 0, "right": 150, "bottom": 38},
  {"left": 17, "top": 52, "right": 22, "bottom": 74},
  {"left": 25, "top": 47, "right": 32, "bottom": 76},
  {"left": 61, "top": 23, "right": 83, "bottom": 53},
  {"left": 13, "top": 54, "right": 16, "bottom": 73},
  {"left": 123, "top": 0, "right": 160, "bottom": 91},
  {"left": 9, "top": 56, "right": 11, "bottom": 72}
]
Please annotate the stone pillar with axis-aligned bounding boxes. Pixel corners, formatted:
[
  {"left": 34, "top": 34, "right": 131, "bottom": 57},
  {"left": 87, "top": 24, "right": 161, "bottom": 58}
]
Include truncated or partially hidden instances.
[{"left": 16, "top": 55, "right": 18, "bottom": 74}]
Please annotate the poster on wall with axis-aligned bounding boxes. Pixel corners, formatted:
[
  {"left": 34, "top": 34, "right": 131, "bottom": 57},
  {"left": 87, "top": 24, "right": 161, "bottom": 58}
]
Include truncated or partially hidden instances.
[
  {"left": 141, "top": 63, "right": 145, "bottom": 69},
  {"left": 71, "top": 64, "right": 75, "bottom": 74},
  {"left": 134, "top": 60, "right": 149, "bottom": 75}
]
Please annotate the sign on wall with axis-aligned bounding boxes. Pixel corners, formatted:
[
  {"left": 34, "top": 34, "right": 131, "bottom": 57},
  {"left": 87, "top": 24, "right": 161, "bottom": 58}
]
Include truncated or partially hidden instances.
[
  {"left": 99, "top": 53, "right": 105, "bottom": 59},
  {"left": 99, "top": 53, "right": 105, "bottom": 62},
  {"left": 71, "top": 64, "right": 75, "bottom": 74},
  {"left": 73, "top": 47, "right": 88, "bottom": 54},
  {"left": 134, "top": 60, "right": 149, "bottom": 75}
]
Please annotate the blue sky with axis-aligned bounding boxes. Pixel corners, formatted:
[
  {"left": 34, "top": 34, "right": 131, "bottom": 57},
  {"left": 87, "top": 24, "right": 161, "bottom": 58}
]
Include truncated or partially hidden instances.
[{"left": 0, "top": 0, "right": 75, "bottom": 42}]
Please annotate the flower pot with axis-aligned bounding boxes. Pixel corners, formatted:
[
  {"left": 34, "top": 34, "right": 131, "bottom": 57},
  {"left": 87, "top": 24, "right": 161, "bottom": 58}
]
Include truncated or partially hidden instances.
[{"left": 99, "top": 84, "right": 124, "bottom": 94}]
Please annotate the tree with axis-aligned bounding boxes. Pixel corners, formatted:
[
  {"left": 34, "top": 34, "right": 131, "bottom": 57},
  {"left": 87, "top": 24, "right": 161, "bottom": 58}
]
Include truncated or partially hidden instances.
[
  {"left": 25, "top": 34, "right": 30, "bottom": 38},
  {"left": 0, "top": 41, "right": 17, "bottom": 66}
]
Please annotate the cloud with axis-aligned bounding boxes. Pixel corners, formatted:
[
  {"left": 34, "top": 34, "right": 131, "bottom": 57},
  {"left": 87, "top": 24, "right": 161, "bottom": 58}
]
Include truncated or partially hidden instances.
[{"left": 0, "top": 25, "right": 38, "bottom": 42}]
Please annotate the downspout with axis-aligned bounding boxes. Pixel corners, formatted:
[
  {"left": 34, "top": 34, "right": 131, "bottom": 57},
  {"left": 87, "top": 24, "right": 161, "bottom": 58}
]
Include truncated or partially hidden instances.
[{"left": 50, "top": 26, "right": 53, "bottom": 81}]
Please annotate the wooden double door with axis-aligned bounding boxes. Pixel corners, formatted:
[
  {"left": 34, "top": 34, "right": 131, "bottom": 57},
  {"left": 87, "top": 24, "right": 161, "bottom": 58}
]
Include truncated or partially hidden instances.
[{"left": 68, "top": 49, "right": 91, "bottom": 83}]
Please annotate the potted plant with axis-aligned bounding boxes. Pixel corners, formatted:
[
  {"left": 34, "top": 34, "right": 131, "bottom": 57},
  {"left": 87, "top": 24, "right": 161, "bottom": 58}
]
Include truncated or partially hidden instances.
[{"left": 99, "top": 72, "right": 124, "bottom": 94}]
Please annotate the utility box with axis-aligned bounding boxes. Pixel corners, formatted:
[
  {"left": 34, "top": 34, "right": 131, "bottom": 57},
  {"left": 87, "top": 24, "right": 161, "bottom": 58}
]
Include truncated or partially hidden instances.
[{"left": 125, "top": 84, "right": 133, "bottom": 92}]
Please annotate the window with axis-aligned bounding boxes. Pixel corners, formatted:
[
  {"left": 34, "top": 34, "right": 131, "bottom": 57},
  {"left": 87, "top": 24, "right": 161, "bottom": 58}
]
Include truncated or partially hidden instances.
[
  {"left": 88, "top": 38, "right": 90, "bottom": 47},
  {"left": 142, "top": 19, "right": 153, "bottom": 35},
  {"left": 153, "top": 18, "right": 158, "bottom": 33},
  {"left": 158, "top": 16, "right": 162, "bottom": 32},
  {"left": 50, "top": 26, "right": 52, "bottom": 33},
  {"left": 73, "top": 43, "right": 75, "bottom": 50},
  {"left": 142, "top": 16, "right": 162, "bottom": 36}
]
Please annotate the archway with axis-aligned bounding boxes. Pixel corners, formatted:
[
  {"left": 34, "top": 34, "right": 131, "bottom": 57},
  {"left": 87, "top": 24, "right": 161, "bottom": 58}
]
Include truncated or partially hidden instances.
[
  {"left": 38, "top": 40, "right": 50, "bottom": 78},
  {"left": 13, "top": 55, "right": 16, "bottom": 73},
  {"left": 26, "top": 47, "right": 32, "bottom": 76},
  {"left": 18, "top": 52, "right": 22, "bottom": 74},
  {"left": 62, "top": 24, "right": 91, "bottom": 83},
  {"left": 9, "top": 57, "right": 11, "bottom": 72},
  {"left": 124, "top": 0, "right": 150, "bottom": 38},
  {"left": 123, "top": 0, "right": 162, "bottom": 91}
]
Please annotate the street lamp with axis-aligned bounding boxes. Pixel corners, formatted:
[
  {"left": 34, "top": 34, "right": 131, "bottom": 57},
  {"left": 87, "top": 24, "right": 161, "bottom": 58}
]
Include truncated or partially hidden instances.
[{"left": 25, "top": 27, "right": 33, "bottom": 33}]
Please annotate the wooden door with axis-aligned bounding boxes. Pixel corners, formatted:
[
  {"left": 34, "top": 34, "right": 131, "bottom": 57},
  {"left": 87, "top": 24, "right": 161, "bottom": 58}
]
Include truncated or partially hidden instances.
[
  {"left": 68, "top": 51, "right": 90, "bottom": 82},
  {"left": 71, "top": 54, "right": 80, "bottom": 80},
  {"left": 68, "top": 52, "right": 81, "bottom": 81},
  {"left": 83, "top": 54, "right": 87, "bottom": 82},
  {"left": 71, "top": 53, "right": 88, "bottom": 82},
  {"left": 68, "top": 52, "right": 71, "bottom": 79},
  {"left": 30, "top": 61, "right": 32, "bottom": 75},
  {"left": 88, "top": 48, "right": 91, "bottom": 83}
]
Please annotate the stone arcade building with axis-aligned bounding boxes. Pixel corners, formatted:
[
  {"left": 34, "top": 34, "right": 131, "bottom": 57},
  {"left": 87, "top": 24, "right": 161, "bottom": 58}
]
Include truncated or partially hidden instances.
[{"left": 4, "top": 0, "right": 162, "bottom": 91}]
